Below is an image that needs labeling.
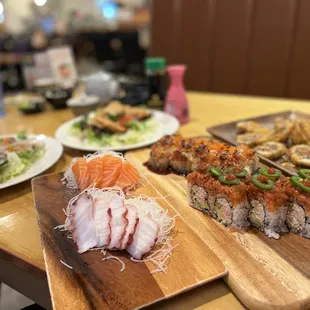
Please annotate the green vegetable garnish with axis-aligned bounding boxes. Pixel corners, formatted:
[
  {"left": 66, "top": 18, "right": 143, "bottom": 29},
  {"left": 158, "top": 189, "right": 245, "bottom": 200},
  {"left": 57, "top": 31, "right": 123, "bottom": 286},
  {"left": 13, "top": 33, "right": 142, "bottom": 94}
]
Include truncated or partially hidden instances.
[
  {"left": 208, "top": 167, "right": 222, "bottom": 177},
  {"left": 18, "top": 149, "right": 34, "bottom": 160},
  {"left": 258, "top": 167, "right": 282, "bottom": 180},
  {"left": 19, "top": 102, "right": 31, "bottom": 109},
  {"left": 218, "top": 174, "right": 240, "bottom": 185},
  {"left": 72, "top": 120, "right": 84, "bottom": 129},
  {"left": 227, "top": 167, "right": 247, "bottom": 178},
  {"left": 17, "top": 131, "right": 27, "bottom": 140},
  {"left": 298, "top": 169, "right": 310, "bottom": 180},
  {"left": 107, "top": 113, "right": 123, "bottom": 122},
  {"left": 290, "top": 176, "right": 310, "bottom": 192},
  {"left": 124, "top": 121, "right": 142, "bottom": 131},
  {"left": 252, "top": 174, "right": 275, "bottom": 190}
]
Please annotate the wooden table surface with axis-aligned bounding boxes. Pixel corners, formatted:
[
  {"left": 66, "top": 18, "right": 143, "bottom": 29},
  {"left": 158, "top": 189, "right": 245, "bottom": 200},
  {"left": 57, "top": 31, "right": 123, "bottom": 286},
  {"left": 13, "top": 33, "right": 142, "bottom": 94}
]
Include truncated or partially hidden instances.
[{"left": 1, "top": 92, "right": 310, "bottom": 309}]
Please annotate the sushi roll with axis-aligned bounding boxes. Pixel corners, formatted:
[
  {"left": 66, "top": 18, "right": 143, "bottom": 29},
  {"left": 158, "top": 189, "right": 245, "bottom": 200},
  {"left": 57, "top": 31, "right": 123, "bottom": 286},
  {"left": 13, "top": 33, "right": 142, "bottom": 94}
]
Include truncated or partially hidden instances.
[
  {"left": 247, "top": 169, "right": 288, "bottom": 239},
  {"left": 187, "top": 170, "right": 249, "bottom": 228},
  {"left": 148, "top": 135, "right": 258, "bottom": 175},
  {"left": 284, "top": 171, "right": 310, "bottom": 238}
]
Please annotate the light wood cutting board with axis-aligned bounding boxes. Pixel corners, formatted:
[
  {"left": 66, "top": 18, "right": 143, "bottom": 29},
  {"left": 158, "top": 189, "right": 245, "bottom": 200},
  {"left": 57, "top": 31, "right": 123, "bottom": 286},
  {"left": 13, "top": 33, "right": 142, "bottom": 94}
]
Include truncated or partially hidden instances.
[
  {"left": 126, "top": 149, "right": 310, "bottom": 310},
  {"left": 32, "top": 173, "right": 227, "bottom": 310}
]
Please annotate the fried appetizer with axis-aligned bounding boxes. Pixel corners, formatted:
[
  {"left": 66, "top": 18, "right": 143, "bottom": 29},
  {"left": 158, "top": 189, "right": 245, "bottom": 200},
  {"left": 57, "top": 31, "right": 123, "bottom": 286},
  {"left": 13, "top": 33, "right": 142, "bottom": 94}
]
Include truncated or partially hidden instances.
[
  {"left": 290, "top": 144, "right": 310, "bottom": 167},
  {"left": 254, "top": 142, "right": 287, "bottom": 159}
]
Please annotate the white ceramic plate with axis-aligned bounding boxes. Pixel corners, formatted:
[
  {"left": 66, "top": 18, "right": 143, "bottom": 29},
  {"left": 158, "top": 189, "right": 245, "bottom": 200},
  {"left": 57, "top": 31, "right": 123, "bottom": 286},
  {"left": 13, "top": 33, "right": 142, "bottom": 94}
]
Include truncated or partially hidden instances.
[
  {"left": 55, "top": 110, "right": 180, "bottom": 151},
  {"left": 0, "top": 135, "right": 63, "bottom": 189}
]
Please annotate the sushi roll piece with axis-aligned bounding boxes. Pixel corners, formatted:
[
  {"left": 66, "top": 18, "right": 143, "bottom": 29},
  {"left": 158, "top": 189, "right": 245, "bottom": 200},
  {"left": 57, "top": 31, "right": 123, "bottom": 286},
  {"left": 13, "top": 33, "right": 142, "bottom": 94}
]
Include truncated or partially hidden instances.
[
  {"left": 247, "top": 171, "right": 288, "bottom": 239},
  {"left": 169, "top": 137, "right": 214, "bottom": 174},
  {"left": 148, "top": 135, "right": 182, "bottom": 172},
  {"left": 187, "top": 171, "right": 249, "bottom": 228},
  {"left": 284, "top": 174, "right": 310, "bottom": 238}
]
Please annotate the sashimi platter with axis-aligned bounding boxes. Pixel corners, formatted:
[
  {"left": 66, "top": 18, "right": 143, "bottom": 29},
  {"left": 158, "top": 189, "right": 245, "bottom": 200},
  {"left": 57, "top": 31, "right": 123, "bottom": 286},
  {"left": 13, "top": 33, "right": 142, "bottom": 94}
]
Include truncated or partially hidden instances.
[{"left": 32, "top": 149, "right": 227, "bottom": 309}]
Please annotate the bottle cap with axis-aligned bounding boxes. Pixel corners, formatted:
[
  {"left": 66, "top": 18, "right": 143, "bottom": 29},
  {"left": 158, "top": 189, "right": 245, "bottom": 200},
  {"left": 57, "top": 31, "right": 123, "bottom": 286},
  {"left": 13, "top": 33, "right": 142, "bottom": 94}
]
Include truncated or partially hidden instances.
[{"left": 145, "top": 57, "right": 166, "bottom": 71}]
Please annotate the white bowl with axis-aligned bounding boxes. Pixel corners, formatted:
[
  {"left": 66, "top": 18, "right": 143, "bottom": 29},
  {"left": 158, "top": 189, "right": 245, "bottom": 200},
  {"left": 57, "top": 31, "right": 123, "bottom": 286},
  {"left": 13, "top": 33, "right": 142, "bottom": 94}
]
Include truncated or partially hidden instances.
[{"left": 67, "top": 95, "right": 100, "bottom": 116}]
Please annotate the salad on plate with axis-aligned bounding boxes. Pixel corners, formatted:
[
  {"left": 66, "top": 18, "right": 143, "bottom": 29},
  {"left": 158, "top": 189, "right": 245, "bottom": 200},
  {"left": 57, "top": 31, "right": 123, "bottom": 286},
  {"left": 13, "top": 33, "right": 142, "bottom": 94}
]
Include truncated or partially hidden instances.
[
  {"left": 69, "top": 101, "right": 156, "bottom": 147},
  {"left": 0, "top": 132, "right": 45, "bottom": 183}
]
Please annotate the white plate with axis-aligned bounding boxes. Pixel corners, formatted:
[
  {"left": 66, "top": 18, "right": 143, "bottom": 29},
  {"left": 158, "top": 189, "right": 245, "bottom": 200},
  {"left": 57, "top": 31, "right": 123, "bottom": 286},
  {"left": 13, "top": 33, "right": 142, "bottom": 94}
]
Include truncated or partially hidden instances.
[
  {"left": 0, "top": 135, "right": 63, "bottom": 189},
  {"left": 55, "top": 110, "right": 180, "bottom": 152}
]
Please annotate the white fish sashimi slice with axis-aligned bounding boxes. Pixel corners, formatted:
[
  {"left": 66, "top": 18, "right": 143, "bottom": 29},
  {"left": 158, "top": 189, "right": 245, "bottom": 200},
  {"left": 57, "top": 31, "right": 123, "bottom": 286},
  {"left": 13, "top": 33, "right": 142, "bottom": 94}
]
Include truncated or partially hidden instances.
[
  {"left": 69, "top": 193, "right": 97, "bottom": 253},
  {"left": 120, "top": 204, "right": 139, "bottom": 250},
  {"left": 107, "top": 194, "right": 128, "bottom": 249},
  {"left": 126, "top": 216, "right": 159, "bottom": 259},
  {"left": 93, "top": 198, "right": 111, "bottom": 247}
]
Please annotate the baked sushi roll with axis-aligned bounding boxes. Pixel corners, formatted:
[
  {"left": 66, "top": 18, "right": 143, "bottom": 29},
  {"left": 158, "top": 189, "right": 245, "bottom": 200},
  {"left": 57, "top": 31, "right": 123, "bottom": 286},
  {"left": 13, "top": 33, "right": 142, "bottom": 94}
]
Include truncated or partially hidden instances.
[
  {"left": 187, "top": 170, "right": 249, "bottom": 228},
  {"left": 247, "top": 169, "right": 288, "bottom": 239},
  {"left": 149, "top": 135, "right": 258, "bottom": 175},
  {"left": 169, "top": 137, "right": 214, "bottom": 174},
  {"left": 284, "top": 170, "right": 310, "bottom": 238},
  {"left": 148, "top": 135, "right": 182, "bottom": 172}
]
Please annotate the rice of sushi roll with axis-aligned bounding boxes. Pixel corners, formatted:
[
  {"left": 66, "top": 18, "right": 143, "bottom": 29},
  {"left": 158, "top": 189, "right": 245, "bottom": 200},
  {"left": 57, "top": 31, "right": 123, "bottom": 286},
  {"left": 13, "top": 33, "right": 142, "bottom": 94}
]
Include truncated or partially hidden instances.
[
  {"left": 284, "top": 175, "right": 310, "bottom": 238},
  {"left": 187, "top": 171, "right": 249, "bottom": 228},
  {"left": 247, "top": 173, "right": 288, "bottom": 239}
]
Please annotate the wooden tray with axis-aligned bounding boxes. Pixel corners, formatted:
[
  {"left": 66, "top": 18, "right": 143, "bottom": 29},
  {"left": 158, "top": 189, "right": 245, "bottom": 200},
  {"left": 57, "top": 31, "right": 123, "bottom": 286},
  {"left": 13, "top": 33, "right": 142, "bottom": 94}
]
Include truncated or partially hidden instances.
[
  {"left": 127, "top": 149, "right": 310, "bottom": 310},
  {"left": 207, "top": 110, "right": 310, "bottom": 176},
  {"left": 32, "top": 173, "right": 227, "bottom": 310}
]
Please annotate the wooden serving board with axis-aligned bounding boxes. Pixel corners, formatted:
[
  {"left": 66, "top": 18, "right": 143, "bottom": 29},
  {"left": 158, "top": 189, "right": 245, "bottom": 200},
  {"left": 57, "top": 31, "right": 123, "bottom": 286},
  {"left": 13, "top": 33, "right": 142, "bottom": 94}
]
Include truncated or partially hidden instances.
[
  {"left": 207, "top": 110, "right": 310, "bottom": 176},
  {"left": 32, "top": 173, "right": 227, "bottom": 310},
  {"left": 126, "top": 149, "right": 310, "bottom": 310}
]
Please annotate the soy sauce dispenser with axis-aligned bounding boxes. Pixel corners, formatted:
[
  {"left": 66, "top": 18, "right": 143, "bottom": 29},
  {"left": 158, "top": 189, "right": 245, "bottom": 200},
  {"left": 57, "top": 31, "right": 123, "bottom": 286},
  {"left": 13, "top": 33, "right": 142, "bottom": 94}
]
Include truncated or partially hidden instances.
[{"left": 144, "top": 57, "right": 166, "bottom": 110}]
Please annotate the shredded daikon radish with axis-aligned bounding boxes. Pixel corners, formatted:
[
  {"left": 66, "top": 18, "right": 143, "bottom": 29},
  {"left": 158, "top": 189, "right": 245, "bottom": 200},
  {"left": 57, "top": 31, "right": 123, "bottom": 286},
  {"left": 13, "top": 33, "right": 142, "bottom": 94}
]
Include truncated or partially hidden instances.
[
  {"left": 102, "top": 255, "right": 125, "bottom": 272},
  {"left": 60, "top": 260, "right": 73, "bottom": 269},
  {"left": 101, "top": 249, "right": 107, "bottom": 256}
]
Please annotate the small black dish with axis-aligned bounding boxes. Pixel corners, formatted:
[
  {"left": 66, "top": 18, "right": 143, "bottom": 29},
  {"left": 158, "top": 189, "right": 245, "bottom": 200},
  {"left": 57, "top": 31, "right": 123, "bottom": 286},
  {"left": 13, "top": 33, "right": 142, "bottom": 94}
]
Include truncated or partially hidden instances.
[
  {"left": 44, "top": 88, "right": 71, "bottom": 109},
  {"left": 19, "top": 101, "right": 45, "bottom": 114}
]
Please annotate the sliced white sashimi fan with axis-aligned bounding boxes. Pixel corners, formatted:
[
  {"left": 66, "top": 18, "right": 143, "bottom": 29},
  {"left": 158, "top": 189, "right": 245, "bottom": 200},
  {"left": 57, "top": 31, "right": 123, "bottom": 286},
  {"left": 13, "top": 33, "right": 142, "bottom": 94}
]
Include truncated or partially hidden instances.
[
  {"left": 92, "top": 198, "right": 111, "bottom": 247},
  {"left": 68, "top": 193, "right": 97, "bottom": 253},
  {"left": 126, "top": 216, "right": 159, "bottom": 260},
  {"left": 107, "top": 194, "right": 128, "bottom": 249},
  {"left": 120, "top": 204, "right": 139, "bottom": 250}
]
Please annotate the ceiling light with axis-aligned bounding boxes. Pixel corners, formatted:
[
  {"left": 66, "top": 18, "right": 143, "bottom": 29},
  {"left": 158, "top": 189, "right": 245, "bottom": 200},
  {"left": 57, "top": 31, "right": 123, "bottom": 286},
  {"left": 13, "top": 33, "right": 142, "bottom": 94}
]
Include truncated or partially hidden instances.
[{"left": 34, "top": 0, "right": 47, "bottom": 7}]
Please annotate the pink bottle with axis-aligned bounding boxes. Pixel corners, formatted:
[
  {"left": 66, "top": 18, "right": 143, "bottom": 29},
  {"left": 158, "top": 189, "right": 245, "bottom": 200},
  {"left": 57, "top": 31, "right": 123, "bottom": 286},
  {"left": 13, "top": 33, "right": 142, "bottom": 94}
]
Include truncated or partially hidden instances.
[{"left": 164, "top": 65, "right": 189, "bottom": 124}]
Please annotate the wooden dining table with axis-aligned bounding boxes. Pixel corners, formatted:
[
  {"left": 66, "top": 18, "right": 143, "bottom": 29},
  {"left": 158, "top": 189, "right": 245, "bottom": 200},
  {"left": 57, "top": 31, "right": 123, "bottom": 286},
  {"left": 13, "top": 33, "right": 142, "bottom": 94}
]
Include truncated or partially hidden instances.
[{"left": 1, "top": 92, "right": 310, "bottom": 310}]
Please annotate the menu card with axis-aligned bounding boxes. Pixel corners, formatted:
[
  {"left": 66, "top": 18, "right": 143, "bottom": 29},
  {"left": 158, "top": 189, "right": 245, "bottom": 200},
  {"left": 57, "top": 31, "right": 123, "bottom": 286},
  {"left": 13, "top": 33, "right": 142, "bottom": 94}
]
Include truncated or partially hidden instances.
[{"left": 47, "top": 46, "right": 78, "bottom": 87}]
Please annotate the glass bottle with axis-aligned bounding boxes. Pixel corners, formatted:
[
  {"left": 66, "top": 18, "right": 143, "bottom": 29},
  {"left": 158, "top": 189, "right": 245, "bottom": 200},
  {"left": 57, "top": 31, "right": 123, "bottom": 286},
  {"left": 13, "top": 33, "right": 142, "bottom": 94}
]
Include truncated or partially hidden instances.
[
  {"left": 144, "top": 57, "right": 166, "bottom": 110},
  {"left": 164, "top": 65, "right": 189, "bottom": 124}
]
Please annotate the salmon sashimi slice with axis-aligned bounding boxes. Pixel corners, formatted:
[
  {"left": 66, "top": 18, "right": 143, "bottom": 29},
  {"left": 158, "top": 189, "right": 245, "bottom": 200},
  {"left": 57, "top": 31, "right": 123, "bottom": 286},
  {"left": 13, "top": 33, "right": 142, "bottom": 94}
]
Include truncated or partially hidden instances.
[
  {"left": 115, "top": 161, "right": 141, "bottom": 189},
  {"left": 87, "top": 157, "right": 104, "bottom": 187},
  {"left": 72, "top": 158, "right": 90, "bottom": 191},
  {"left": 99, "top": 155, "right": 122, "bottom": 188}
]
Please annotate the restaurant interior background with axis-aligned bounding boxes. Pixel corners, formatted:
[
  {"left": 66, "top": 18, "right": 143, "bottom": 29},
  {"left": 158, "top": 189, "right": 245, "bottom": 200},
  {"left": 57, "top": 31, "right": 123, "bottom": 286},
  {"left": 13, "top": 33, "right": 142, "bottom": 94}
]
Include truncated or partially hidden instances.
[
  {"left": 1, "top": 0, "right": 310, "bottom": 99},
  {"left": 1, "top": 0, "right": 310, "bottom": 309}
]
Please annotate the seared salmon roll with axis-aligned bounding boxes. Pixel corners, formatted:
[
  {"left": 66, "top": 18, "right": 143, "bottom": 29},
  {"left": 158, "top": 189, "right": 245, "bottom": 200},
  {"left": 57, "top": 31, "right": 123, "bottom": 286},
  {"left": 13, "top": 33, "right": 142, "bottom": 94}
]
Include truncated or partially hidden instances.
[
  {"left": 284, "top": 170, "right": 310, "bottom": 238},
  {"left": 187, "top": 170, "right": 249, "bottom": 228},
  {"left": 247, "top": 169, "right": 288, "bottom": 239},
  {"left": 169, "top": 137, "right": 212, "bottom": 174},
  {"left": 148, "top": 135, "right": 182, "bottom": 171}
]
